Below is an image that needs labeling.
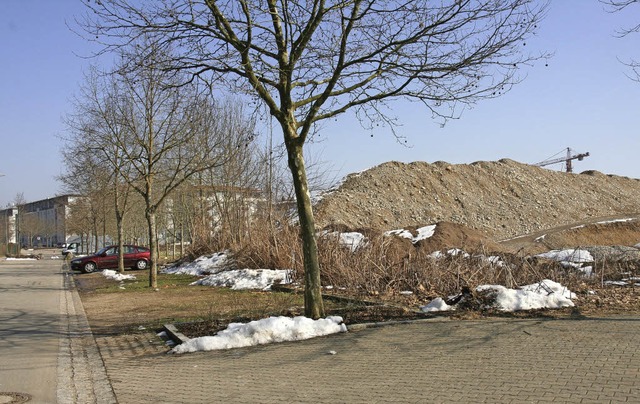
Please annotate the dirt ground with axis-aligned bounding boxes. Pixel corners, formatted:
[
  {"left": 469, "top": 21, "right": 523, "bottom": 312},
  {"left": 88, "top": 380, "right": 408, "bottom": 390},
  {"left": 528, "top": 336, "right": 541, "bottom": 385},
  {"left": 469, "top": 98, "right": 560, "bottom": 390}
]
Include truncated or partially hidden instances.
[{"left": 76, "top": 267, "right": 640, "bottom": 339}]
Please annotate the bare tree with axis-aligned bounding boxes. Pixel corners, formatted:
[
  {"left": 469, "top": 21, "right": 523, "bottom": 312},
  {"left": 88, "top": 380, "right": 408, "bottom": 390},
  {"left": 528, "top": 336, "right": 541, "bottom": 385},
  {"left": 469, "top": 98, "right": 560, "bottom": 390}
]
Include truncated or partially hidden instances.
[
  {"left": 82, "top": 0, "right": 547, "bottom": 318},
  {"left": 60, "top": 124, "right": 116, "bottom": 253},
  {"left": 106, "top": 43, "right": 248, "bottom": 287},
  {"left": 63, "top": 68, "right": 137, "bottom": 272},
  {"left": 602, "top": 0, "right": 640, "bottom": 80}
]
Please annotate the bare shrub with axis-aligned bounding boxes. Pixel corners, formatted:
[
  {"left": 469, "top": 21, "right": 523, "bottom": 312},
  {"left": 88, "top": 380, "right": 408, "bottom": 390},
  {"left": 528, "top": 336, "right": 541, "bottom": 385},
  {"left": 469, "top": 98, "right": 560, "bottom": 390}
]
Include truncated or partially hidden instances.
[{"left": 192, "top": 221, "right": 638, "bottom": 304}]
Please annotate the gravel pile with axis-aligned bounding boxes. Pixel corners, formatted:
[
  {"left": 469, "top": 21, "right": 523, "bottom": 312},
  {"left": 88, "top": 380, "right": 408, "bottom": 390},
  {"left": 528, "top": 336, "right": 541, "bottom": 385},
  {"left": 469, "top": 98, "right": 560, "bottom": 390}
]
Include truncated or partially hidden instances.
[{"left": 315, "top": 159, "right": 640, "bottom": 240}]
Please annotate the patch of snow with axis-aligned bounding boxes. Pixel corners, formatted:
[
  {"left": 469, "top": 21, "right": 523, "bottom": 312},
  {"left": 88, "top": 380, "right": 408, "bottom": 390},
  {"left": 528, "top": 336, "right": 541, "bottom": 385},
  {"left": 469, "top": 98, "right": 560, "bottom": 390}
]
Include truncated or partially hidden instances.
[
  {"left": 596, "top": 218, "right": 635, "bottom": 225},
  {"left": 415, "top": 225, "right": 437, "bottom": 242},
  {"left": 171, "top": 316, "right": 347, "bottom": 353},
  {"left": 102, "top": 269, "right": 136, "bottom": 281},
  {"left": 422, "top": 280, "right": 575, "bottom": 313},
  {"left": 163, "top": 252, "right": 232, "bottom": 276},
  {"left": 481, "top": 255, "right": 506, "bottom": 267},
  {"left": 385, "top": 228, "right": 412, "bottom": 239},
  {"left": 385, "top": 224, "right": 436, "bottom": 244},
  {"left": 320, "top": 231, "right": 368, "bottom": 252},
  {"left": 578, "top": 266, "right": 593, "bottom": 276},
  {"left": 429, "top": 248, "right": 471, "bottom": 259},
  {"left": 536, "top": 249, "right": 593, "bottom": 263},
  {"left": 192, "top": 269, "right": 292, "bottom": 290},
  {"left": 421, "top": 297, "right": 455, "bottom": 312},
  {"left": 339, "top": 232, "right": 368, "bottom": 251},
  {"left": 604, "top": 280, "right": 628, "bottom": 286},
  {"left": 5, "top": 257, "right": 36, "bottom": 261},
  {"left": 534, "top": 234, "right": 546, "bottom": 242}
]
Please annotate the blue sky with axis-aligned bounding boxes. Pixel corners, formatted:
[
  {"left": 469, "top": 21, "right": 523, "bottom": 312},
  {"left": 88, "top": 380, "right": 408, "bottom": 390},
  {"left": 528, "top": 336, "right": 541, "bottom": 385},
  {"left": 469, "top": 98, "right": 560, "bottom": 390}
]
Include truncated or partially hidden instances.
[{"left": 1, "top": 1, "right": 639, "bottom": 207}]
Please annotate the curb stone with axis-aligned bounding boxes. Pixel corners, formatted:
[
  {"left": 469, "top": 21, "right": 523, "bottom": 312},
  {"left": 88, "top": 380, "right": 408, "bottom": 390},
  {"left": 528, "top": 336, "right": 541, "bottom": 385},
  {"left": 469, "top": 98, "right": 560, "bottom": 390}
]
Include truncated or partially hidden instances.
[{"left": 59, "top": 268, "right": 118, "bottom": 403}]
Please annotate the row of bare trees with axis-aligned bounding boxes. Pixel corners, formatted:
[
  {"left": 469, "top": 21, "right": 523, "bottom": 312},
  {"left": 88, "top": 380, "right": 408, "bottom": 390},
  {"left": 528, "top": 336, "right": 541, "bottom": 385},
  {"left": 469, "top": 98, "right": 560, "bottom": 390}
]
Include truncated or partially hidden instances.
[{"left": 60, "top": 42, "right": 300, "bottom": 285}]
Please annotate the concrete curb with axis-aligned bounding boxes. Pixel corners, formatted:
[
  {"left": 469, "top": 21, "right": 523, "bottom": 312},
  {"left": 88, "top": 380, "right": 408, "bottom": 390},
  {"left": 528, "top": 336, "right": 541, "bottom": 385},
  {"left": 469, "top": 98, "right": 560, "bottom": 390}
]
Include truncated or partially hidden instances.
[
  {"left": 163, "top": 323, "right": 190, "bottom": 344},
  {"left": 59, "top": 267, "right": 118, "bottom": 403}
]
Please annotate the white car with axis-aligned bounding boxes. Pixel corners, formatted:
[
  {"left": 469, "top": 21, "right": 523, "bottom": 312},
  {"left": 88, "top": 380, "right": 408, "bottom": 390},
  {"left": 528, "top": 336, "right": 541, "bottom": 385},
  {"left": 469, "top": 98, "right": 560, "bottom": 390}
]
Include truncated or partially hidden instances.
[{"left": 62, "top": 242, "right": 79, "bottom": 257}]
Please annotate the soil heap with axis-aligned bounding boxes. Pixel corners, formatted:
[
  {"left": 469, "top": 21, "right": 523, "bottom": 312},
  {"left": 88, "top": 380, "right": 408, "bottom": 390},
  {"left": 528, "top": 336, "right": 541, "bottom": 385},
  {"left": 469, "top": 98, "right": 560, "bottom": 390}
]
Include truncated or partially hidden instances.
[{"left": 314, "top": 159, "right": 640, "bottom": 240}]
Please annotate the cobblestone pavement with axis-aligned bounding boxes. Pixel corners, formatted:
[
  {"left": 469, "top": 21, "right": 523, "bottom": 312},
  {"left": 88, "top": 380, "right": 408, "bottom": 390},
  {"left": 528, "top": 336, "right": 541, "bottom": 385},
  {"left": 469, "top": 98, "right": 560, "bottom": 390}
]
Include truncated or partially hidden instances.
[
  {"left": 59, "top": 268, "right": 117, "bottom": 404},
  {"left": 95, "top": 316, "right": 640, "bottom": 403}
]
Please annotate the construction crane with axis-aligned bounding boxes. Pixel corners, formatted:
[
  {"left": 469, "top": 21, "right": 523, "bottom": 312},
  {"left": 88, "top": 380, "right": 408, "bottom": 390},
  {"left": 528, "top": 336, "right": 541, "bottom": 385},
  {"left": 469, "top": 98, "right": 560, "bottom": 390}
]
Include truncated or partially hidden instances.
[{"left": 535, "top": 147, "right": 590, "bottom": 173}]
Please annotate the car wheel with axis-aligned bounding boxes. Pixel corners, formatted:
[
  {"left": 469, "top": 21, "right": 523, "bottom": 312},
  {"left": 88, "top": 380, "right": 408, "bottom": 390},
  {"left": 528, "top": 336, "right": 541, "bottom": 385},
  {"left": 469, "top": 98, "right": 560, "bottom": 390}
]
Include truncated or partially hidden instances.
[
  {"left": 84, "top": 262, "right": 97, "bottom": 273},
  {"left": 135, "top": 260, "right": 148, "bottom": 270}
]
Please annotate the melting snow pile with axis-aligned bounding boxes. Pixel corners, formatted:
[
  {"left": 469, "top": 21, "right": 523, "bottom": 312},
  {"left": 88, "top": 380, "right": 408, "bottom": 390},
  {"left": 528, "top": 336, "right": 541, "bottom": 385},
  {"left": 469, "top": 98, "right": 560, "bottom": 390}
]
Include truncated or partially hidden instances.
[
  {"left": 163, "top": 251, "right": 292, "bottom": 290},
  {"left": 163, "top": 252, "right": 231, "bottom": 276},
  {"left": 102, "top": 269, "right": 136, "bottom": 281},
  {"left": 536, "top": 248, "right": 593, "bottom": 275},
  {"left": 604, "top": 276, "right": 640, "bottom": 287},
  {"left": 422, "top": 280, "right": 575, "bottom": 312},
  {"left": 171, "top": 316, "right": 347, "bottom": 354},
  {"left": 537, "top": 249, "right": 593, "bottom": 263},
  {"left": 384, "top": 224, "right": 436, "bottom": 244},
  {"left": 192, "top": 269, "right": 292, "bottom": 290},
  {"left": 321, "top": 231, "right": 368, "bottom": 252},
  {"left": 321, "top": 224, "right": 437, "bottom": 252}
]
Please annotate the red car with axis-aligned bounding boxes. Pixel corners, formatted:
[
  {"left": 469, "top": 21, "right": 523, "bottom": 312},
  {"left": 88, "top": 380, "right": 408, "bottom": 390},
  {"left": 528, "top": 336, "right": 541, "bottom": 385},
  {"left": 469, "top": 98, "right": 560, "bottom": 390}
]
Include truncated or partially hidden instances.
[{"left": 70, "top": 245, "right": 151, "bottom": 273}]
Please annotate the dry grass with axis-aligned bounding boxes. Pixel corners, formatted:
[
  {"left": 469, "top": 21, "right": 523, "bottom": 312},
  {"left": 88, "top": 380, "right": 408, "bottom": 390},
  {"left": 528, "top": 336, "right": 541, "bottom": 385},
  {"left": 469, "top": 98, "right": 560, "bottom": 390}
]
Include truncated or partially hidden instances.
[
  {"left": 225, "top": 218, "right": 640, "bottom": 304},
  {"left": 76, "top": 271, "right": 308, "bottom": 335},
  {"left": 77, "top": 217, "right": 640, "bottom": 339}
]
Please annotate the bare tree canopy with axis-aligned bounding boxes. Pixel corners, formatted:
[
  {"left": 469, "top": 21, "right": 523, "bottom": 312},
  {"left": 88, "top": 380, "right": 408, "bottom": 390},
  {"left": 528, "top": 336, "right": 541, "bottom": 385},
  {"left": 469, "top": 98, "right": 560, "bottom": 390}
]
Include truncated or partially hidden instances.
[
  {"left": 82, "top": 0, "right": 547, "bottom": 129},
  {"left": 81, "top": 0, "right": 548, "bottom": 318},
  {"left": 602, "top": 0, "right": 640, "bottom": 80}
]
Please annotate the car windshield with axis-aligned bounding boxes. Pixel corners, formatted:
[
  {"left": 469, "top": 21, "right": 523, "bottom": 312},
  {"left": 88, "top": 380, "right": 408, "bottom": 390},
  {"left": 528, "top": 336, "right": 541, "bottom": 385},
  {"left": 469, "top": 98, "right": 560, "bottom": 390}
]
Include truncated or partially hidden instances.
[{"left": 95, "top": 247, "right": 111, "bottom": 255}]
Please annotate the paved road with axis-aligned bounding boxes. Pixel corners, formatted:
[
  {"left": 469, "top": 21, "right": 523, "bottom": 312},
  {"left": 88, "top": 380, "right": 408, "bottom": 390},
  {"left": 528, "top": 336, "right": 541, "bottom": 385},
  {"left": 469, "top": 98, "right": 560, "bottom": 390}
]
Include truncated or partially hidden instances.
[
  {"left": 0, "top": 253, "right": 115, "bottom": 404},
  {"left": 0, "top": 256, "right": 60, "bottom": 402},
  {"left": 98, "top": 314, "right": 640, "bottom": 403},
  {"left": 3, "top": 254, "right": 640, "bottom": 403}
]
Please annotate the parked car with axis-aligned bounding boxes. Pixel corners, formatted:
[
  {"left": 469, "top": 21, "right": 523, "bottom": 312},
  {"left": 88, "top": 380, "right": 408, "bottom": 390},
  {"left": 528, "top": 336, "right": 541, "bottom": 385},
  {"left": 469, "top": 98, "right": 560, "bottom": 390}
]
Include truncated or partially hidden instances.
[
  {"left": 62, "top": 242, "right": 79, "bottom": 257},
  {"left": 70, "top": 245, "right": 150, "bottom": 273}
]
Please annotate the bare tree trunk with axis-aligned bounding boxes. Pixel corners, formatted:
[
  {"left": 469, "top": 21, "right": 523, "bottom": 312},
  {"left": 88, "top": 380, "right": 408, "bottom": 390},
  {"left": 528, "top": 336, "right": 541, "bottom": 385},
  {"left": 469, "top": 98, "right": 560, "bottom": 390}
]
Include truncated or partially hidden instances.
[
  {"left": 116, "top": 209, "right": 125, "bottom": 273},
  {"left": 145, "top": 206, "right": 157, "bottom": 286},
  {"left": 285, "top": 134, "right": 324, "bottom": 319},
  {"left": 146, "top": 206, "right": 158, "bottom": 288}
]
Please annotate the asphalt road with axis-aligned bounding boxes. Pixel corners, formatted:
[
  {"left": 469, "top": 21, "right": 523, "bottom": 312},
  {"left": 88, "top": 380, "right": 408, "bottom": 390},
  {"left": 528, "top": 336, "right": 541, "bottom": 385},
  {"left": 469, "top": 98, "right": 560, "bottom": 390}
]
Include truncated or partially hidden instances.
[
  {"left": 0, "top": 255, "right": 61, "bottom": 402},
  {"left": 0, "top": 252, "right": 115, "bottom": 404}
]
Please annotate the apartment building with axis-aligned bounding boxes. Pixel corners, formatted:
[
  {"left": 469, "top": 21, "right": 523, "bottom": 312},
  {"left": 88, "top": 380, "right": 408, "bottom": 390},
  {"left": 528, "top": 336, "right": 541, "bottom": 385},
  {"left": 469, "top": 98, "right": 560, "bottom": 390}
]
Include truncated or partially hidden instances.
[{"left": 0, "top": 195, "right": 78, "bottom": 247}]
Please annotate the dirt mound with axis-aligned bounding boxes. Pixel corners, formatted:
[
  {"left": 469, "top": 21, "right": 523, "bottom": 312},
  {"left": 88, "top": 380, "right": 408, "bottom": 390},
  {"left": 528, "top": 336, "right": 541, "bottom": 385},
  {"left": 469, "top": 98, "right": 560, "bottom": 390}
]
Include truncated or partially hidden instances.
[
  {"left": 500, "top": 218, "right": 640, "bottom": 254},
  {"left": 542, "top": 220, "right": 640, "bottom": 248},
  {"left": 315, "top": 159, "right": 640, "bottom": 241},
  {"left": 414, "top": 222, "right": 504, "bottom": 254}
]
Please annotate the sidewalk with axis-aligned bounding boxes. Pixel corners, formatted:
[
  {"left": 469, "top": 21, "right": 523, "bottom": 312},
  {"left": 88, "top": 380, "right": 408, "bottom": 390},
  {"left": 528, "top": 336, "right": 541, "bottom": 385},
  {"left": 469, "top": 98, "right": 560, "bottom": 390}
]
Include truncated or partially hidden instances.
[{"left": 94, "top": 315, "right": 640, "bottom": 403}]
